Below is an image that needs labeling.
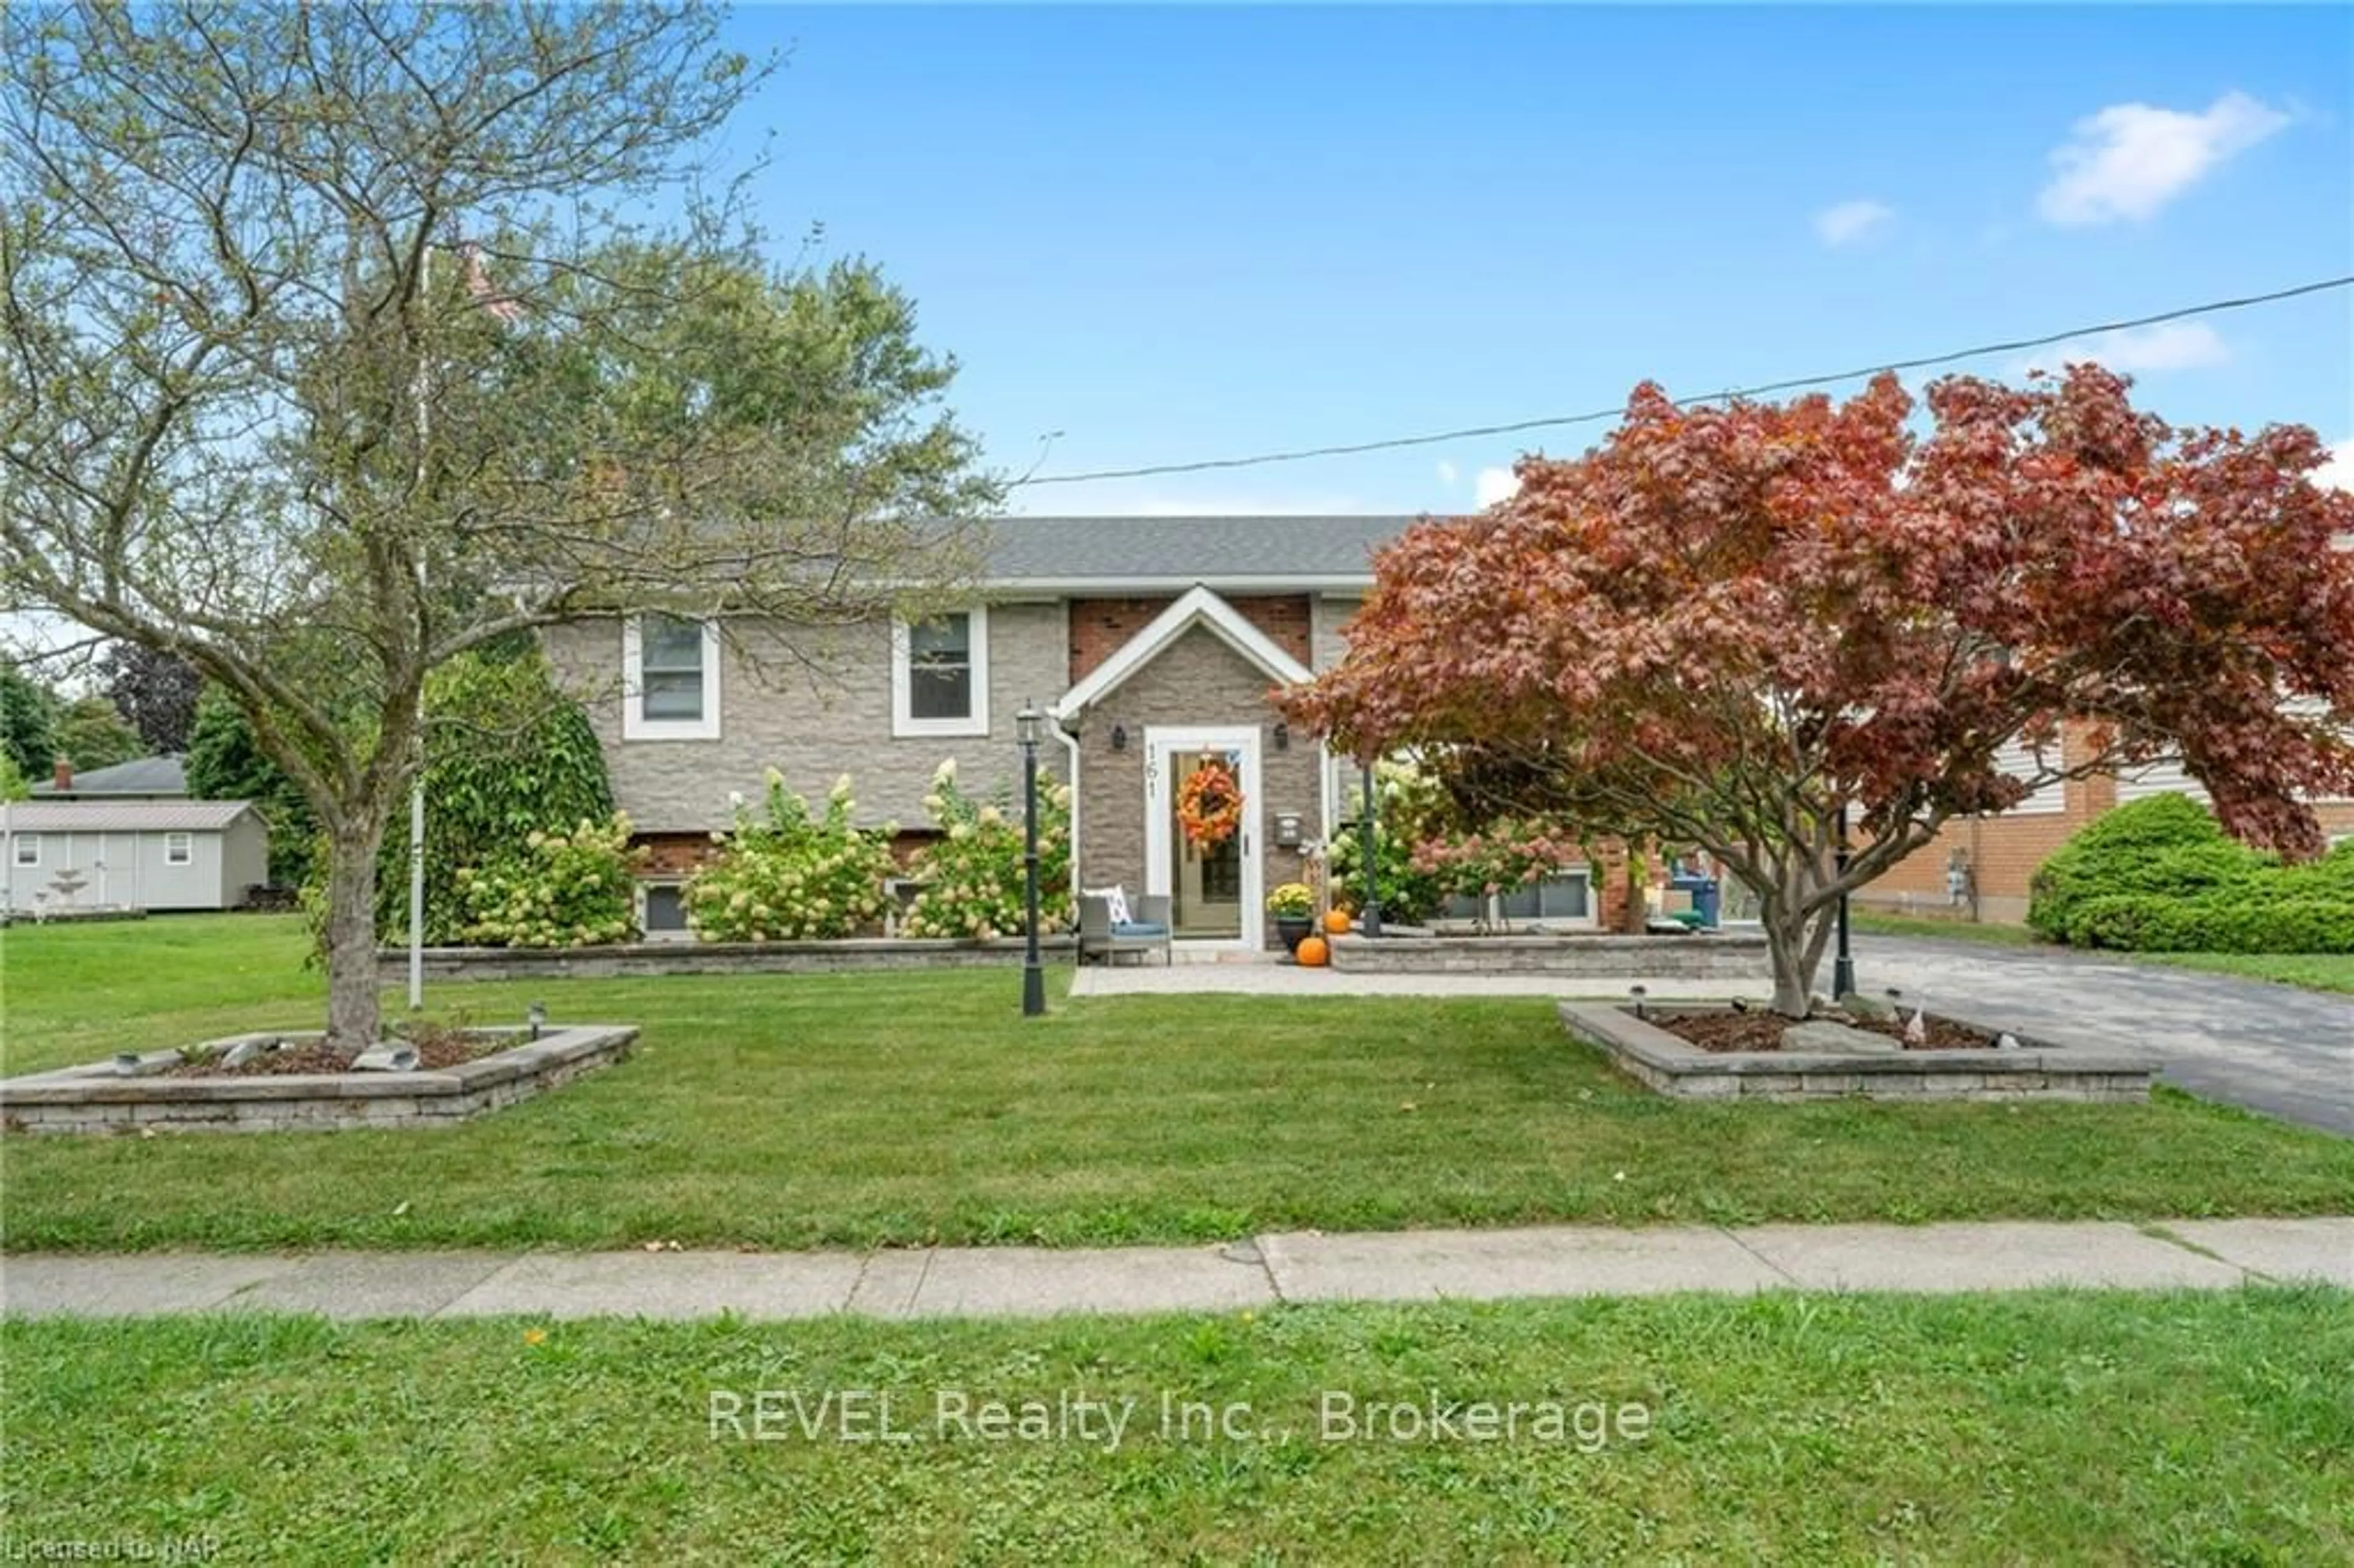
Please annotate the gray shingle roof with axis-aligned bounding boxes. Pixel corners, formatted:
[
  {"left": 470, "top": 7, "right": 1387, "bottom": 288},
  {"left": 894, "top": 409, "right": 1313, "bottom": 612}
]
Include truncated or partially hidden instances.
[
  {"left": 981, "top": 516, "right": 1415, "bottom": 586},
  {"left": 31, "top": 754, "right": 188, "bottom": 797},
  {"left": 3, "top": 801, "right": 254, "bottom": 832}
]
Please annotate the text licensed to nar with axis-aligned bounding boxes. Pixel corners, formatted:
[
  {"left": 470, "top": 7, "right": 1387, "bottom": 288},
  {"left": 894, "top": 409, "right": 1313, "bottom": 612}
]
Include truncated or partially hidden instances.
[{"left": 707, "top": 1388, "right": 1653, "bottom": 1453}]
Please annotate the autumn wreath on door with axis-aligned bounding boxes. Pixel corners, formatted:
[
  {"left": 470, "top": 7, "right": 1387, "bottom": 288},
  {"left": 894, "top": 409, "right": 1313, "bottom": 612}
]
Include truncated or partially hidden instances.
[{"left": 1175, "top": 756, "right": 1244, "bottom": 851}]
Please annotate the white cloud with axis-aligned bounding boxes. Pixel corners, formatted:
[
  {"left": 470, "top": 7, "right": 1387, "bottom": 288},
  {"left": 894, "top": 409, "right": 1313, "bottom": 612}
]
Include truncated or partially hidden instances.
[
  {"left": 2316, "top": 438, "right": 2354, "bottom": 494},
  {"left": 1434, "top": 460, "right": 1459, "bottom": 487},
  {"left": 1474, "top": 466, "right": 1520, "bottom": 508},
  {"left": 2038, "top": 91, "right": 2289, "bottom": 225},
  {"left": 2017, "top": 321, "right": 2228, "bottom": 378},
  {"left": 1814, "top": 199, "right": 1894, "bottom": 246}
]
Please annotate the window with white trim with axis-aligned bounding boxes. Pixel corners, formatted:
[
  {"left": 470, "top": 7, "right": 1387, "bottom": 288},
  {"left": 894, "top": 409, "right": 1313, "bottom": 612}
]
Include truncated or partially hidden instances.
[
  {"left": 12, "top": 834, "right": 39, "bottom": 867},
  {"left": 638, "top": 880, "right": 691, "bottom": 940},
  {"left": 622, "top": 614, "right": 722, "bottom": 741},
  {"left": 164, "top": 831, "right": 193, "bottom": 866},
  {"left": 892, "top": 607, "right": 989, "bottom": 737}
]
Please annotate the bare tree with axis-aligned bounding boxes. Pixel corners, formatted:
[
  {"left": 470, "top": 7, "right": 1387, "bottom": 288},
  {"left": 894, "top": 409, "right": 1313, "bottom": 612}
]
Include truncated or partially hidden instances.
[{"left": 2, "top": 3, "right": 996, "bottom": 1049}]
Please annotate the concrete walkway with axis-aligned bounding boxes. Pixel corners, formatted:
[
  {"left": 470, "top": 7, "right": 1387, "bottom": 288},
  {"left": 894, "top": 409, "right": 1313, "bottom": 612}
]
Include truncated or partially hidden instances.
[
  {"left": 6, "top": 1218, "right": 2347, "bottom": 1322},
  {"left": 1071, "top": 964, "right": 1773, "bottom": 999}
]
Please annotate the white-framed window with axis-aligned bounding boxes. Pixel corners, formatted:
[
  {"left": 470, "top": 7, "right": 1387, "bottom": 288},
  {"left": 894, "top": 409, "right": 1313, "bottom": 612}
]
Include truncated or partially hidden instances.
[
  {"left": 622, "top": 614, "right": 722, "bottom": 741},
  {"left": 163, "top": 831, "right": 193, "bottom": 866},
  {"left": 636, "top": 880, "right": 691, "bottom": 941},
  {"left": 891, "top": 606, "right": 989, "bottom": 738},
  {"left": 11, "top": 834, "right": 39, "bottom": 868}
]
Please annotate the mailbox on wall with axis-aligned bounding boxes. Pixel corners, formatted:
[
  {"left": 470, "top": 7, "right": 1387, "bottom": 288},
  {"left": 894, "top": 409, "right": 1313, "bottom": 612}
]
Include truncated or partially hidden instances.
[{"left": 1273, "top": 812, "right": 1303, "bottom": 848}]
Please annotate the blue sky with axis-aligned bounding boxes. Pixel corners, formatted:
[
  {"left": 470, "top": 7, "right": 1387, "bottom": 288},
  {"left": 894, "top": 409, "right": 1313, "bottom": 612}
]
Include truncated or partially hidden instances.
[{"left": 732, "top": 5, "right": 2352, "bottom": 516}]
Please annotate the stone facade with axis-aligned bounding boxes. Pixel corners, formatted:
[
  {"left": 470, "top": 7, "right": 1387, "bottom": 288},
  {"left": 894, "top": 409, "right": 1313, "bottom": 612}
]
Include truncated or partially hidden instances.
[
  {"left": 1558, "top": 1003, "right": 2156, "bottom": 1103},
  {"left": 0, "top": 1026, "right": 636, "bottom": 1135},
  {"left": 376, "top": 938, "right": 1073, "bottom": 983},
  {"left": 1331, "top": 931, "right": 1767, "bottom": 979},
  {"left": 543, "top": 607, "right": 1069, "bottom": 835},
  {"left": 1072, "top": 625, "right": 1324, "bottom": 946},
  {"left": 557, "top": 588, "right": 1360, "bottom": 947}
]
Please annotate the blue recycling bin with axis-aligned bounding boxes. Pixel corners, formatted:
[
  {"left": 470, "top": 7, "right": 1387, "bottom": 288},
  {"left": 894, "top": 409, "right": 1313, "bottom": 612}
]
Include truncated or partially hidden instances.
[{"left": 1670, "top": 874, "right": 1721, "bottom": 929}]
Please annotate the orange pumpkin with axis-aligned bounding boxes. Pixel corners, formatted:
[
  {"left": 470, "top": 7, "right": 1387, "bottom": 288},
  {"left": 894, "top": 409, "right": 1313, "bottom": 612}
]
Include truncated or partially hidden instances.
[
  {"left": 1322, "top": 908, "right": 1353, "bottom": 935},
  {"left": 1295, "top": 934, "right": 1330, "bottom": 967}
]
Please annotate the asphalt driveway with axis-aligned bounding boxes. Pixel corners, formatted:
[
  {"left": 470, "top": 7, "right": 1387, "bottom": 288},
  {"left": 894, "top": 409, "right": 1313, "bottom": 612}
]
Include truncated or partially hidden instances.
[{"left": 1853, "top": 935, "right": 2354, "bottom": 1136}]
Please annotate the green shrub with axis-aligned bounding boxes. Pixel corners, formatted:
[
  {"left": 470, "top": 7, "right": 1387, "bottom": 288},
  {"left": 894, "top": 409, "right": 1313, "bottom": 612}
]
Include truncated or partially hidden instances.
[
  {"left": 374, "top": 650, "right": 614, "bottom": 943},
  {"left": 901, "top": 758, "right": 1073, "bottom": 940},
  {"left": 2027, "top": 794, "right": 2260, "bottom": 940},
  {"left": 684, "top": 770, "right": 895, "bottom": 942},
  {"left": 2033, "top": 794, "right": 2354, "bottom": 954},
  {"left": 455, "top": 815, "right": 641, "bottom": 948}
]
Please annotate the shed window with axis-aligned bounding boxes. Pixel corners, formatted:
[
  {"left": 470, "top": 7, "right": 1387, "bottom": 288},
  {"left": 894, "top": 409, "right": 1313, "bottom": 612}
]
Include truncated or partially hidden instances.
[
  {"left": 164, "top": 831, "right": 193, "bottom": 866},
  {"left": 12, "top": 834, "right": 38, "bottom": 867}
]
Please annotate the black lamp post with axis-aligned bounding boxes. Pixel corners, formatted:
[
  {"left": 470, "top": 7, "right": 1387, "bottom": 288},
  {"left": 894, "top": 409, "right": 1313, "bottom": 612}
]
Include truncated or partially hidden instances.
[
  {"left": 1832, "top": 801, "right": 1856, "bottom": 999},
  {"left": 1358, "top": 759, "right": 1382, "bottom": 937},
  {"left": 1017, "top": 701, "right": 1046, "bottom": 1018}
]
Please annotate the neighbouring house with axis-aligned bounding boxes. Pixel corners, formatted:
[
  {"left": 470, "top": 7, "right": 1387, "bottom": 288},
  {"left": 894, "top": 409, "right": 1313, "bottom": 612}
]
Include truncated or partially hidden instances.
[
  {"left": 1863, "top": 728, "right": 2354, "bottom": 924},
  {"left": 546, "top": 514, "right": 1478, "bottom": 950},
  {"left": 0, "top": 800, "right": 271, "bottom": 915},
  {"left": 30, "top": 754, "right": 190, "bottom": 801}
]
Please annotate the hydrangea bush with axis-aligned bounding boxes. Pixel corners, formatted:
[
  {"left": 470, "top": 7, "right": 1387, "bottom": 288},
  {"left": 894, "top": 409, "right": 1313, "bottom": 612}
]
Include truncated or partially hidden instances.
[
  {"left": 902, "top": 758, "right": 1073, "bottom": 940},
  {"left": 685, "top": 770, "right": 896, "bottom": 941},
  {"left": 455, "top": 815, "right": 642, "bottom": 948}
]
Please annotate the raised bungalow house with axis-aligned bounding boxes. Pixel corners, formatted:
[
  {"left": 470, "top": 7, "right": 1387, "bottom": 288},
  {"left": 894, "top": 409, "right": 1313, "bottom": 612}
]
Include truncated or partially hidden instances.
[
  {"left": 545, "top": 516, "right": 1416, "bottom": 950},
  {"left": 548, "top": 512, "right": 2354, "bottom": 945}
]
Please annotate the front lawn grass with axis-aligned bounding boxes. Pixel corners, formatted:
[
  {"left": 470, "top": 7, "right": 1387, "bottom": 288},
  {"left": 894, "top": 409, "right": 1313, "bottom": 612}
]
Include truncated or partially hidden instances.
[
  {"left": 4, "top": 915, "right": 2352, "bottom": 1252},
  {"left": 1851, "top": 910, "right": 2042, "bottom": 945},
  {"left": 2129, "top": 950, "right": 2354, "bottom": 995},
  {"left": 6, "top": 1289, "right": 2350, "bottom": 1562}
]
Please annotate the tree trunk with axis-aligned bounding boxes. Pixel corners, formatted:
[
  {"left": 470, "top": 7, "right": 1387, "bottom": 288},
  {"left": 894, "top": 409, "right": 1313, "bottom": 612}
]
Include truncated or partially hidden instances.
[
  {"left": 322, "top": 812, "right": 389, "bottom": 1056},
  {"left": 1758, "top": 891, "right": 1823, "bottom": 1018}
]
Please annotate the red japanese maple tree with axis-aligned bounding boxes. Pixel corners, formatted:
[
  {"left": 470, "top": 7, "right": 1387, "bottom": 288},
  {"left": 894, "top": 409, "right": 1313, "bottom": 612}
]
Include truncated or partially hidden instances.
[{"left": 1287, "top": 367, "right": 2354, "bottom": 1015}]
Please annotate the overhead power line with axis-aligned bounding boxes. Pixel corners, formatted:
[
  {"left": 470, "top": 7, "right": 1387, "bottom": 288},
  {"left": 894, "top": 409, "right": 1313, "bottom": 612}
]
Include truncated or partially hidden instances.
[{"left": 1013, "top": 272, "right": 2354, "bottom": 489}]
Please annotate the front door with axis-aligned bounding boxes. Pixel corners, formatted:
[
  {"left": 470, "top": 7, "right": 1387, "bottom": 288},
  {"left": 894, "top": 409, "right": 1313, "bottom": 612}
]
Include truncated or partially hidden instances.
[{"left": 1143, "top": 726, "right": 1262, "bottom": 950}]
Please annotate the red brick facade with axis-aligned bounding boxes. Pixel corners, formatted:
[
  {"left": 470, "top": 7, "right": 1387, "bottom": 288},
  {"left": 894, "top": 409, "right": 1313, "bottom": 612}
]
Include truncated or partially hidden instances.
[
  {"left": 1068, "top": 595, "right": 1311, "bottom": 685},
  {"left": 1864, "top": 724, "right": 2354, "bottom": 923}
]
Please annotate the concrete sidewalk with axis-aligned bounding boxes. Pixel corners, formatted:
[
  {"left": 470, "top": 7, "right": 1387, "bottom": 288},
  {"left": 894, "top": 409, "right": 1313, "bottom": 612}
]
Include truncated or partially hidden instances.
[
  {"left": 1070, "top": 965, "right": 1776, "bottom": 999},
  {"left": 6, "top": 1218, "right": 2348, "bottom": 1322}
]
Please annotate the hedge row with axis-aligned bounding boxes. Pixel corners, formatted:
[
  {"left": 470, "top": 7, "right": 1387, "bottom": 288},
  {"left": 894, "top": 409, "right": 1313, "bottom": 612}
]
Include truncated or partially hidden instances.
[{"left": 2028, "top": 794, "right": 2354, "bottom": 954}]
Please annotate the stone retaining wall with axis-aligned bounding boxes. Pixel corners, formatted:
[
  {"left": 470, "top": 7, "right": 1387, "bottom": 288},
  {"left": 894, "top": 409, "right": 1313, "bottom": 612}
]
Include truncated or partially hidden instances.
[
  {"left": 1558, "top": 1003, "right": 2154, "bottom": 1103},
  {"left": 377, "top": 937, "right": 1076, "bottom": 983},
  {"left": 1332, "top": 932, "right": 1769, "bottom": 980},
  {"left": 0, "top": 1024, "right": 636, "bottom": 1134}
]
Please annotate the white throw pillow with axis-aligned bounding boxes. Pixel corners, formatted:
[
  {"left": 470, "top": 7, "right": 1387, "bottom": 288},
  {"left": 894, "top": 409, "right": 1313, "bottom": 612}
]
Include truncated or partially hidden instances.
[{"left": 1083, "top": 885, "right": 1132, "bottom": 925}]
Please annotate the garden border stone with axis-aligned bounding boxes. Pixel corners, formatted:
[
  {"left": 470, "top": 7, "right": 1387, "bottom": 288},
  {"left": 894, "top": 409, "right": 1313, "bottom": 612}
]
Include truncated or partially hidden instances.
[
  {"left": 375, "top": 936, "right": 1076, "bottom": 983},
  {"left": 1558, "top": 1002, "right": 2155, "bottom": 1103},
  {"left": 0, "top": 1024, "right": 636, "bottom": 1135},
  {"left": 1333, "top": 931, "right": 1769, "bottom": 980}
]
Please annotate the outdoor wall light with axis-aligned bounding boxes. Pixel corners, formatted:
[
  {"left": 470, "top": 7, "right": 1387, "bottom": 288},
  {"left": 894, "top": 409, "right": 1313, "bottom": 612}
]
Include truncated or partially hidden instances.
[
  {"left": 1110, "top": 723, "right": 1128, "bottom": 752},
  {"left": 527, "top": 1000, "right": 547, "bottom": 1041},
  {"left": 1272, "top": 721, "right": 1290, "bottom": 752}
]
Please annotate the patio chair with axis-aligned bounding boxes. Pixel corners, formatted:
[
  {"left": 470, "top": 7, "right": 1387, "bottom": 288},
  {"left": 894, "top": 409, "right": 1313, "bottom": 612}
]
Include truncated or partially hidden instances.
[{"left": 1078, "top": 892, "right": 1173, "bottom": 966}]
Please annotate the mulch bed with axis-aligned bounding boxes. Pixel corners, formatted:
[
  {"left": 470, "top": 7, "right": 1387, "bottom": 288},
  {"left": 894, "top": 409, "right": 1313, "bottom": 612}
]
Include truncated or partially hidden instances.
[
  {"left": 1655, "top": 1009, "right": 1993, "bottom": 1054},
  {"left": 164, "top": 1028, "right": 505, "bottom": 1078}
]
